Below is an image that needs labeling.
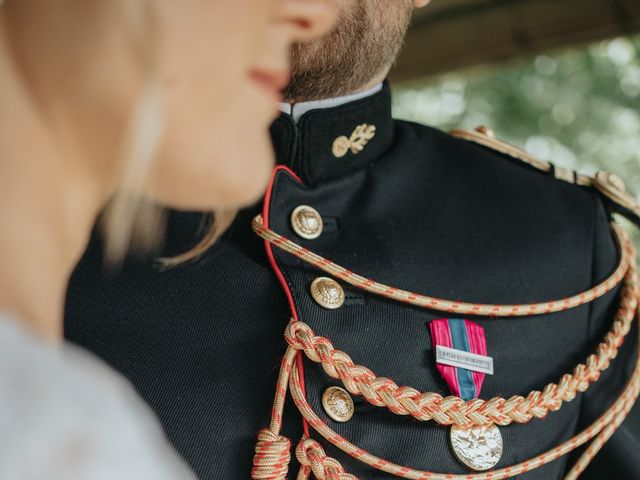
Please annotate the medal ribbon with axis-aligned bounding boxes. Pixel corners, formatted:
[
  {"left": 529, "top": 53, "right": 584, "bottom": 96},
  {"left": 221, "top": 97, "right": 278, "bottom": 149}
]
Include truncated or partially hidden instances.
[{"left": 430, "top": 318, "right": 488, "bottom": 401}]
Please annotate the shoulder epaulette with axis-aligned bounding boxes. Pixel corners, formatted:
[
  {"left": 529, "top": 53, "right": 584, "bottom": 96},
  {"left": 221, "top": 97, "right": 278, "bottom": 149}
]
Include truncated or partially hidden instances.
[{"left": 450, "top": 126, "right": 640, "bottom": 227}]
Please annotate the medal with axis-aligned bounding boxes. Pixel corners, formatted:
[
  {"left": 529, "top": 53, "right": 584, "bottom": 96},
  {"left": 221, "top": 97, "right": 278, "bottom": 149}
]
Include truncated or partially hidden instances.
[
  {"left": 429, "top": 318, "right": 502, "bottom": 471},
  {"left": 450, "top": 424, "right": 503, "bottom": 471}
]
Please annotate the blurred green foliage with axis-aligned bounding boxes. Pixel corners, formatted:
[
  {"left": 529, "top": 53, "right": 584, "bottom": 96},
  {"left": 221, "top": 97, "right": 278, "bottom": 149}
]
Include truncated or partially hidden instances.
[{"left": 393, "top": 34, "right": 640, "bottom": 243}]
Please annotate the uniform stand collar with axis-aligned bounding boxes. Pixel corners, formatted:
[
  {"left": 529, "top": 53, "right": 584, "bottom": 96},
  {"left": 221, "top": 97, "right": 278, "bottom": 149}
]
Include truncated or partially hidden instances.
[{"left": 269, "top": 81, "right": 394, "bottom": 186}]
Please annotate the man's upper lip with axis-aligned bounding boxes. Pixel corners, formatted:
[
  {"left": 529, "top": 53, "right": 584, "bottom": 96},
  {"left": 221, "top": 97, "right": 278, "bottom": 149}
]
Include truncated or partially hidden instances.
[{"left": 250, "top": 69, "right": 290, "bottom": 96}]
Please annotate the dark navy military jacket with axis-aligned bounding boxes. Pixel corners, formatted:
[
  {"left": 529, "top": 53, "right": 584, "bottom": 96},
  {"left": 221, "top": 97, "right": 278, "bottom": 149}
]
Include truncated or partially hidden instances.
[{"left": 65, "top": 84, "right": 639, "bottom": 479}]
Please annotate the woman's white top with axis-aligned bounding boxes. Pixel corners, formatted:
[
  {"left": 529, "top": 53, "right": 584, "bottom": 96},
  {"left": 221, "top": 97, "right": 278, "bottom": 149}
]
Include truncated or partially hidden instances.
[{"left": 0, "top": 313, "right": 196, "bottom": 480}]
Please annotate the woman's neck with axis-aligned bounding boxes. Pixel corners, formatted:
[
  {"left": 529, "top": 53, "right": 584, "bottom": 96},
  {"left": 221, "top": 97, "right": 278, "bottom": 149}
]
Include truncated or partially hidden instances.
[
  {"left": 0, "top": 146, "right": 103, "bottom": 341},
  {"left": 0, "top": 23, "right": 108, "bottom": 341}
]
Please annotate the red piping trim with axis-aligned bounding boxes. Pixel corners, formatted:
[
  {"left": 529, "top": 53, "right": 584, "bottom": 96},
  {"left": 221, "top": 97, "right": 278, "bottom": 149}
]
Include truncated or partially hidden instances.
[{"left": 262, "top": 165, "right": 310, "bottom": 437}]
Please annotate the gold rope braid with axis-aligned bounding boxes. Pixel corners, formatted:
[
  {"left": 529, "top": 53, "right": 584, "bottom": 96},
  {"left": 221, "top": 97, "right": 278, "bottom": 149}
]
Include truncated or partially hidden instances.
[
  {"left": 284, "top": 269, "right": 635, "bottom": 427},
  {"left": 250, "top": 217, "right": 640, "bottom": 479},
  {"left": 296, "top": 438, "right": 358, "bottom": 480},
  {"left": 251, "top": 215, "right": 630, "bottom": 317},
  {"left": 252, "top": 317, "right": 640, "bottom": 480},
  {"left": 288, "top": 328, "right": 640, "bottom": 480}
]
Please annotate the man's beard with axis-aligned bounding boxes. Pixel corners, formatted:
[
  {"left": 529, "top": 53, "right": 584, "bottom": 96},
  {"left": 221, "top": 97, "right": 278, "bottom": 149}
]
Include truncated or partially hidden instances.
[{"left": 283, "top": 0, "right": 414, "bottom": 102}]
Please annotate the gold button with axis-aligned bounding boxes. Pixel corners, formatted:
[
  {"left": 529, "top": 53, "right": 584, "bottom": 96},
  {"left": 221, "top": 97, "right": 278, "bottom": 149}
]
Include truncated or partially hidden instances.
[
  {"left": 310, "top": 277, "right": 345, "bottom": 310},
  {"left": 322, "top": 386, "right": 354, "bottom": 422},
  {"left": 332, "top": 136, "right": 351, "bottom": 158},
  {"left": 291, "top": 205, "right": 323, "bottom": 240}
]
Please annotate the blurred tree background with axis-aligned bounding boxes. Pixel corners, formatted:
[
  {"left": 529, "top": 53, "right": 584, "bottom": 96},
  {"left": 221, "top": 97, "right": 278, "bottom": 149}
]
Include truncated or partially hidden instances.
[{"left": 392, "top": 33, "right": 640, "bottom": 243}]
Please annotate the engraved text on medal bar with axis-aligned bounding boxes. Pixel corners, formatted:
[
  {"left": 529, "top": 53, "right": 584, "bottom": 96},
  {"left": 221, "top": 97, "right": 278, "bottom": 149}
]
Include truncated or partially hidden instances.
[{"left": 436, "top": 345, "right": 494, "bottom": 375}]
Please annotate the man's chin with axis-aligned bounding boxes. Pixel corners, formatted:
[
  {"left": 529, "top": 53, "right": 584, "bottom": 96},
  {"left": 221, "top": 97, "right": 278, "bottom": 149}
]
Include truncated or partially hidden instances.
[{"left": 282, "top": 0, "right": 413, "bottom": 102}]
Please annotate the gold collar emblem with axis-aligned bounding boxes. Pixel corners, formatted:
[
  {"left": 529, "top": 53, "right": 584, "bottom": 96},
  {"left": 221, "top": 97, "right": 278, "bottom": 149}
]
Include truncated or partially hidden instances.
[{"left": 332, "top": 124, "right": 376, "bottom": 158}]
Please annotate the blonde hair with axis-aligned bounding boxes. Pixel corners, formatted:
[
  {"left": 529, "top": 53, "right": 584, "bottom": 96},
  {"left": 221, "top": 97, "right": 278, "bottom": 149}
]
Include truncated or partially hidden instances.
[
  {"left": 158, "top": 210, "right": 237, "bottom": 268},
  {"left": 101, "top": 1, "right": 229, "bottom": 265}
]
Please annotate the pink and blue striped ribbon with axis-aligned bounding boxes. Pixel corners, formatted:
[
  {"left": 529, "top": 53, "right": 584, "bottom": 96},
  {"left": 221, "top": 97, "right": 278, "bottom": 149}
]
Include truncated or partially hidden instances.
[{"left": 429, "top": 318, "right": 488, "bottom": 401}]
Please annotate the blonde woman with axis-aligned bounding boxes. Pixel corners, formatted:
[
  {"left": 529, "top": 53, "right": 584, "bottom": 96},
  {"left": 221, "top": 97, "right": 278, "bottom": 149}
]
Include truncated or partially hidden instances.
[{"left": 0, "top": 1, "right": 336, "bottom": 478}]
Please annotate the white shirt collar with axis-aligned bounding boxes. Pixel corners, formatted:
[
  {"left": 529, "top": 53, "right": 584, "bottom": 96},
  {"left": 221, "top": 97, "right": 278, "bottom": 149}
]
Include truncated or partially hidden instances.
[{"left": 279, "top": 83, "right": 384, "bottom": 123}]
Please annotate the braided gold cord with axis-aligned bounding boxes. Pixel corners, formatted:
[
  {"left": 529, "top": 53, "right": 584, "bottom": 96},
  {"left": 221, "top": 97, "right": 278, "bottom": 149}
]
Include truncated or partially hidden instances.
[
  {"left": 252, "top": 348, "right": 298, "bottom": 479},
  {"left": 285, "top": 260, "right": 636, "bottom": 427},
  {"left": 296, "top": 438, "right": 358, "bottom": 480},
  {"left": 251, "top": 213, "right": 640, "bottom": 479},
  {"left": 252, "top": 215, "right": 630, "bottom": 317},
  {"left": 251, "top": 430, "right": 291, "bottom": 480},
  {"left": 253, "top": 289, "right": 639, "bottom": 480},
  {"left": 288, "top": 328, "right": 640, "bottom": 480}
]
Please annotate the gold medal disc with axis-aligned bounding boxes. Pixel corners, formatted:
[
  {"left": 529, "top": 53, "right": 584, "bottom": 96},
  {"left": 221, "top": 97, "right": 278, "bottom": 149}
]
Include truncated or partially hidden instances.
[{"left": 449, "top": 424, "right": 503, "bottom": 471}]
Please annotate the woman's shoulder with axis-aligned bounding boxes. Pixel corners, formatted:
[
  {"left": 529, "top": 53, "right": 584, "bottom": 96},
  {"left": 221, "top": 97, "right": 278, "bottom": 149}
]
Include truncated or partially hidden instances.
[{"left": 0, "top": 314, "right": 195, "bottom": 480}]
